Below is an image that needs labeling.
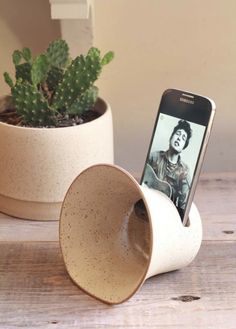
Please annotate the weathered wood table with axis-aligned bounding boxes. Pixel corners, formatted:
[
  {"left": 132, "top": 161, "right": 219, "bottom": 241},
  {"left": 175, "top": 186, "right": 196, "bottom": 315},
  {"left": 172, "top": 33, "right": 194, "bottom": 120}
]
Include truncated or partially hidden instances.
[{"left": 0, "top": 173, "right": 235, "bottom": 328}]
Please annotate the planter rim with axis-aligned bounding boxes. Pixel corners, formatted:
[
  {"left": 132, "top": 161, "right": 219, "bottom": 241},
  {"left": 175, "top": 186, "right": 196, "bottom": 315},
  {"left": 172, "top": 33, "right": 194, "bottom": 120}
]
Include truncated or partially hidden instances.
[
  {"left": 0, "top": 95, "right": 114, "bottom": 214},
  {"left": 0, "top": 96, "right": 109, "bottom": 132}
]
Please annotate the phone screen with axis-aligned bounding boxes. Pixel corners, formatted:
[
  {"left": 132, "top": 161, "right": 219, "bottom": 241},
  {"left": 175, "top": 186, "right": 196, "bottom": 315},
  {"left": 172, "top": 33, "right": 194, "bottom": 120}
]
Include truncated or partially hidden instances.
[{"left": 140, "top": 89, "right": 214, "bottom": 223}]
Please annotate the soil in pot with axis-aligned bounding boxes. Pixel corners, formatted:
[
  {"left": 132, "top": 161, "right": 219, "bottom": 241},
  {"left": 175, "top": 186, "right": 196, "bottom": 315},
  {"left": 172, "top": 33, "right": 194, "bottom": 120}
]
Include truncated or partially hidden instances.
[{"left": 0, "top": 106, "right": 101, "bottom": 128}]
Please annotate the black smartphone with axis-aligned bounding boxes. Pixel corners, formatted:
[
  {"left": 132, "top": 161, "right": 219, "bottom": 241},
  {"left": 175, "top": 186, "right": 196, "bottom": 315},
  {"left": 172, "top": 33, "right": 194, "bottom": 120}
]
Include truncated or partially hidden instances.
[{"left": 140, "top": 89, "right": 216, "bottom": 226}]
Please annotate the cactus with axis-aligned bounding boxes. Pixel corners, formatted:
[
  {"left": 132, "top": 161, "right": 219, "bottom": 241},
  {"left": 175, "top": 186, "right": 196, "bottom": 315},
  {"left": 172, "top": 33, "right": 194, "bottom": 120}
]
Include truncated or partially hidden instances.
[
  {"left": 14, "top": 48, "right": 32, "bottom": 83},
  {"left": 52, "top": 47, "right": 113, "bottom": 113},
  {"left": 68, "top": 86, "right": 99, "bottom": 116},
  {"left": 52, "top": 49, "right": 101, "bottom": 110},
  {"left": 16, "top": 63, "right": 32, "bottom": 83},
  {"left": 3, "top": 39, "right": 114, "bottom": 127},
  {"left": 46, "top": 39, "right": 69, "bottom": 68},
  {"left": 13, "top": 47, "right": 32, "bottom": 65},
  {"left": 46, "top": 66, "right": 63, "bottom": 91},
  {"left": 12, "top": 80, "right": 56, "bottom": 127},
  {"left": 31, "top": 54, "right": 49, "bottom": 86},
  {"left": 3, "top": 72, "right": 14, "bottom": 88}
]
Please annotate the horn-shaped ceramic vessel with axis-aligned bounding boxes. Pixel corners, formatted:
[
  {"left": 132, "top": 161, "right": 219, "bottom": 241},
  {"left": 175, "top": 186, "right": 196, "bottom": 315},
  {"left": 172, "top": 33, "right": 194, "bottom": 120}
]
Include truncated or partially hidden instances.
[{"left": 60, "top": 164, "right": 202, "bottom": 304}]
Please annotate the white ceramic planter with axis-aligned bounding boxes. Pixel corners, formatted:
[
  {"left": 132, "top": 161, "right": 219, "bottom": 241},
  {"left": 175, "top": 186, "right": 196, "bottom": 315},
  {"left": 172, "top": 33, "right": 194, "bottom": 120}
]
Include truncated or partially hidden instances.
[
  {"left": 0, "top": 96, "right": 113, "bottom": 220},
  {"left": 60, "top": 164, "right": 202, "bottom": 305}
]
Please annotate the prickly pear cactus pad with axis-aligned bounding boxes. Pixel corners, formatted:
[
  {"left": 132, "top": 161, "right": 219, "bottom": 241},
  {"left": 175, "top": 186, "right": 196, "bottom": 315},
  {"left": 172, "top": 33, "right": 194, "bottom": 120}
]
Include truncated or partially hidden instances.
[
  {"left": 12, "top": 81, "right": 56, "bottom": 127},
  {"left": 46, "top": 39, "right": 69, "bottom": 68},
  {"left": 2, "top": 40, "right": 114, "bottom": 128}
]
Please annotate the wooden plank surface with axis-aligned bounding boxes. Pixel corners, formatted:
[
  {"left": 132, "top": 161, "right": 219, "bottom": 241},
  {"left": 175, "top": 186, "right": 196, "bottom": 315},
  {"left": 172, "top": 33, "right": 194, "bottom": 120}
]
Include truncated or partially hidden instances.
[
  {"left": 0, "top": 212, "right": 59, "bottom": 242},
  {"left": 194, "top": 172, "right": 236, "bottom": 241},
  {"left": 0, "top": 173, "right": 235, "bottom": 328},
  {"left": 0, "top": 241, "right": 235, "bottom": 329},
  {"left": 0, "top": 172, "right": 235, "bottom": 242}
]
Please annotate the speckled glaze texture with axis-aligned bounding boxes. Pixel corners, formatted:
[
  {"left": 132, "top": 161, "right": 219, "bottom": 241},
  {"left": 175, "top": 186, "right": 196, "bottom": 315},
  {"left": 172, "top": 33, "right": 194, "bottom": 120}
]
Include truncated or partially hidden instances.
[
  {"left": 60, "top": 164, "right": 202, "bottom": 305},
  {"left": 0, "top": 96, "right": 113, "bottom": 220}
]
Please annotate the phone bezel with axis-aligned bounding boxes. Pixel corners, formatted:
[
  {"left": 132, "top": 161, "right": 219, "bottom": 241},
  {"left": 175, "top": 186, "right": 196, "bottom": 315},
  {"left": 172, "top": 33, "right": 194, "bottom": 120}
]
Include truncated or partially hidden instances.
[{"left": 140, "top": 88, "right": 216, "bottom": 226}]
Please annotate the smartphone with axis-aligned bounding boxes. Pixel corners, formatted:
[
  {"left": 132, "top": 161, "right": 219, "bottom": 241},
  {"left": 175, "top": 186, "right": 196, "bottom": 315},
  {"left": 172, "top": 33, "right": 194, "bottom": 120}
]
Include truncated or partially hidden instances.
[{"left": 140, "top": 89, "right": 216, "bottom": 226}]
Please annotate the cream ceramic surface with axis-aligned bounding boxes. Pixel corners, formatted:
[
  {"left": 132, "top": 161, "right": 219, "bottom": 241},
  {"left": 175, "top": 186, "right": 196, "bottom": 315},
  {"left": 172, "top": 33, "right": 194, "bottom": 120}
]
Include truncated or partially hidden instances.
[
  {"left": 142, "top": 186, "right": 202, "bottom": 279},
  {"left": 0, "top": 97, "right": 113, "bottom": 220},
  {"left": 60, "top": 164, "right": 202, "bottom": 305}
]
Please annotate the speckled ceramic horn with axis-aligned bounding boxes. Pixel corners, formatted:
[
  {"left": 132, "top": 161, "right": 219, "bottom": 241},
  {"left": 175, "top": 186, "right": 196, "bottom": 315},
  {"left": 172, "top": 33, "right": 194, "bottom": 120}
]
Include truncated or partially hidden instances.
[{"left": 59, "top": 164, "right": 202, "bottom": 305}]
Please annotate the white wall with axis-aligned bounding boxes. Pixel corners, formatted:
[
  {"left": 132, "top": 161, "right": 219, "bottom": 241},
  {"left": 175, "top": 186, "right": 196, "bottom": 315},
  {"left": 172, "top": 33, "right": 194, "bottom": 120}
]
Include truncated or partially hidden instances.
[
  {"left": 94, "top": 0, "right": 236, "bottom": 175},
  {"left": 0, "top": 0, "right": 235, "bottom": 175},
  {"left": 0, "top": 0, "right": 60, "bottom": 95}
]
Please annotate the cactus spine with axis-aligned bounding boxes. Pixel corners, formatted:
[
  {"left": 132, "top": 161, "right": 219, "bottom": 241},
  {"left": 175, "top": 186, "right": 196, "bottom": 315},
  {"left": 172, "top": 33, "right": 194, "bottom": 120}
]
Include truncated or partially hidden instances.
[{"left": 3, "top": 40, "right": 114, "bottom": 127}]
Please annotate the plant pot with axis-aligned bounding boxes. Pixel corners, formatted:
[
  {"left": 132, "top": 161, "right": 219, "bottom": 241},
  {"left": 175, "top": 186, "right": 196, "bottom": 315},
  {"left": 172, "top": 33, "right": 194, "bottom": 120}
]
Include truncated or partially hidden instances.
[
  {"left": 60, "top": 164, "right": 202, "bottom": 305},
  {"left": 0, "top": 96, "right": 113, "bottom": 220}
]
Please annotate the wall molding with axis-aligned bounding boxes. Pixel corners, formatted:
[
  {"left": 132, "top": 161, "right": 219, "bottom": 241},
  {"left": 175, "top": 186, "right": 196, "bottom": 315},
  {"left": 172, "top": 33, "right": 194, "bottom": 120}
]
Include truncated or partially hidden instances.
[
  {"left": 49, "top": 0, "right": 94, "bottom": 55},
  {"left": 49, "top": 0, "right": 93, "bottom": 19}
]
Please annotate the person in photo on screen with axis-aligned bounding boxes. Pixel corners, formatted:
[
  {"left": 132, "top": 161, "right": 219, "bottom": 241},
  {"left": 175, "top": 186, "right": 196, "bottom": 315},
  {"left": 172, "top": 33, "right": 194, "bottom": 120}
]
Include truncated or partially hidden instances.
[{"left": 143, "top": 120, "right": 192, "bottom": 219}]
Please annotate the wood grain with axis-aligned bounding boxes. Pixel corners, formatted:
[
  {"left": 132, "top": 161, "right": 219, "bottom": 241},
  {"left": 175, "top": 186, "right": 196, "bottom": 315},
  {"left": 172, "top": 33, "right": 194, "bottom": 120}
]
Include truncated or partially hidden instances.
[
  {"left": 0, "top": 213, "right": 59, "bottom": 242},
  {"left": 0, "top": 241, "right": 235, "bottom": 329},
  {"left": 0, "top": 173, "right": 235, "bottom": 242},
  {"left": 0, "top": 173, "right": 235, "bottom": 328},
  {"left": 194, "top": 172, "right": 236, "bottom": 241}
]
